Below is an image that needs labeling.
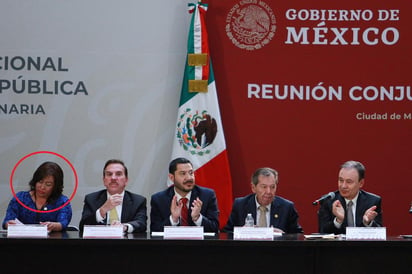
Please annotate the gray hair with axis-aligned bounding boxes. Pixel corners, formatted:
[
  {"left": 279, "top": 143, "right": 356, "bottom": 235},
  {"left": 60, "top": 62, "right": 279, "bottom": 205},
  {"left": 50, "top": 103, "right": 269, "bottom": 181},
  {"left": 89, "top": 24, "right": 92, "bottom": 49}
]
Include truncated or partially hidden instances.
[
  {"left": 341, "top": 160, "right": 365, "bottom": 181},
  {"left": 251, "top": 167, "right": 278, "bottom": 186}
]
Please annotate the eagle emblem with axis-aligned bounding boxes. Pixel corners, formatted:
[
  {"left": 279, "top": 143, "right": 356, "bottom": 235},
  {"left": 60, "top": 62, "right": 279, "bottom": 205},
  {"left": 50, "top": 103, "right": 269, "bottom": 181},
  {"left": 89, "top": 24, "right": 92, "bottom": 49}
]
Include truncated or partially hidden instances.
[{"left": 176, "top": 108, "right": 218, "bottom": 156}]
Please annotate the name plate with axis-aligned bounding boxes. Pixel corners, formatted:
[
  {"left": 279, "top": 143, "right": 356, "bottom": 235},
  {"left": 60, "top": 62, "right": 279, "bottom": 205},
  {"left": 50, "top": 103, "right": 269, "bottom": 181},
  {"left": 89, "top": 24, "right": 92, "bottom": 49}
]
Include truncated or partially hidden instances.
[
  {"left": 346, "top": 227, "right": 387, "bottom": 240},
  {"left": 233, "top": 227, "right": 274, "bottom": 240},
  {"left": 163, "top": 226, "right": 204, "bottom": 239},
  {"left": 7, "top": 224, "right": 48, "bottom": 238},
  {"left": 83, "top": 225, "right": 123, "bottom": 238}
]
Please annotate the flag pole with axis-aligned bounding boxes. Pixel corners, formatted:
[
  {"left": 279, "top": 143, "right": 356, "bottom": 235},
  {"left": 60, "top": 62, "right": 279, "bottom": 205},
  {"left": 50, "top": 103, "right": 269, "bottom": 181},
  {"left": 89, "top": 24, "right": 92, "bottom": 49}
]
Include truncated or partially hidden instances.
[{"left": 172, "top": 0, "right": 233, "bottom": 230}]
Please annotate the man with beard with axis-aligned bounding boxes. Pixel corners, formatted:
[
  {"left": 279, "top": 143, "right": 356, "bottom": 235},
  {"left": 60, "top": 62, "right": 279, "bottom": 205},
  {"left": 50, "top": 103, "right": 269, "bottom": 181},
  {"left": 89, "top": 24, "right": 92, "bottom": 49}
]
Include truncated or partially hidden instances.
[
  {"left": 150, "top": 157, "right": 219, "bottom": 232},
  {"left": 79, "top": 159, "right": 147, "bottom": 233},
  {"left": 223, "top": 167, "right": 303, "bottom": 234}
]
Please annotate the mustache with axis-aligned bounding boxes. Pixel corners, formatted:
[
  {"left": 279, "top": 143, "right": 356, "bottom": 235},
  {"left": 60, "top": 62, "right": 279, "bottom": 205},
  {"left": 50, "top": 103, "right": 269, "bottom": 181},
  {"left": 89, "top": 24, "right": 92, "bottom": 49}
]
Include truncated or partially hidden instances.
[{"left": 183, "top": 179, "right": 194, "bottom": 184}]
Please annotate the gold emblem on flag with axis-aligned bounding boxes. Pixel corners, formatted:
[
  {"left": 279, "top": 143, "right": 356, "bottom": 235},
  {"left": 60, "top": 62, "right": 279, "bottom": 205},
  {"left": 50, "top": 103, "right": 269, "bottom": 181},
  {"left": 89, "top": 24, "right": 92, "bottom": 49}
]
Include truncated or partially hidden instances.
[
  {"left": 187, "top": 53, "right": 209, "bottom": 93},
  {"left": 189, "top": 80, "right": 208, "bottom": 93},
  {"left": 188, "top": 53, "right": 208, "bottom": 66}
]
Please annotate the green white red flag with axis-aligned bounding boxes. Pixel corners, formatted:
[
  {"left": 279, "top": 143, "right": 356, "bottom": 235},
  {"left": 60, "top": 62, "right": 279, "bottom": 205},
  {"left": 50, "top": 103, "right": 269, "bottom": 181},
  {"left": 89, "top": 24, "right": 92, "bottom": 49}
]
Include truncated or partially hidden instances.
[{"left": 170, "top": 2, "right": 233, "bottom": 229}]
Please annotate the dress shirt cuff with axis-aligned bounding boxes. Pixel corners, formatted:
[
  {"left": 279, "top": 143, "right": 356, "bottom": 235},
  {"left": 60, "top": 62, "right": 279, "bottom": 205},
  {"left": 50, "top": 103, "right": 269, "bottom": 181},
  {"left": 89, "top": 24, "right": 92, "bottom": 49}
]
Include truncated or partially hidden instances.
[
  {"left": 333, "top": 217, "right": 342, "bottom": 228},
  {"left": 96, "top": 209, "right": 105, "bottom": 223},
  {"left": 363, "top": 220, "right": 374, "bottom": 227},
  {"left": 125, "top": 223, "right": 134, "bottom": 233},
  {"left": 193, "top": 214, "right": 203, "bottom": 226},
  {"left": 170, "top": 215, "right": 179, "bottom": 226}
]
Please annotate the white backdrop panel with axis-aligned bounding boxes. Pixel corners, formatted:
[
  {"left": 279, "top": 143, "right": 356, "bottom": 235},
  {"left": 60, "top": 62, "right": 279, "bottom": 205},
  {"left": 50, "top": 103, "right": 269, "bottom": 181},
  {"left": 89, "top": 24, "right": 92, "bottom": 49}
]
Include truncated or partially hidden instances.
[{"left": 0, "top": 0, "right": 190, "bottom": 227}]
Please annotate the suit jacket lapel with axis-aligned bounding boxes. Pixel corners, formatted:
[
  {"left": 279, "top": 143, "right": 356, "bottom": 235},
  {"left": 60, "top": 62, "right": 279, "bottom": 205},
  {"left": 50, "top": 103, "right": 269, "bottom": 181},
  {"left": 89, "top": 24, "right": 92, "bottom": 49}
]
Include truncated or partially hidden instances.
[
  {"left": 188, "top": 187, "right": 199, "bottom": 216},
  {"left": 167, "top": 186, "right": 175, "bottom": 197},
  {"left": 247, "top": 194, "right": 257, "bottom": 221},
  {"left": 355, "top": 191, "right": 365, "bottom": 226},
  {"left": 97, "top": 190, "right": 108, "bottom": 208},
  {"left": 270, "top": 198, "right": 279, "bottom": 227},
  {"left": 121, "top": 191, "right": 131, "bottom": 222},
  {"left": 190, "top": 186, "right": 199, "bottom": 204}
]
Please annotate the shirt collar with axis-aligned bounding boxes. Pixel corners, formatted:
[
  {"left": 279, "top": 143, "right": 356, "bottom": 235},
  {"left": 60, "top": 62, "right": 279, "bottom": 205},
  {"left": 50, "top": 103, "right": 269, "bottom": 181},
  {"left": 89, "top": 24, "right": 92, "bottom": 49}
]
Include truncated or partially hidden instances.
[
  {"left": 174, "top": 189, "right": 191, "bottom": 201},
  {"left": 345, "top": 192, "right": 359, "bottom": 206},
  {"left": 107, "top": 190, "right": 125, "bottom": 199},
  {"left": 254, "top": 195, "right": 270, "bottom": 210}
]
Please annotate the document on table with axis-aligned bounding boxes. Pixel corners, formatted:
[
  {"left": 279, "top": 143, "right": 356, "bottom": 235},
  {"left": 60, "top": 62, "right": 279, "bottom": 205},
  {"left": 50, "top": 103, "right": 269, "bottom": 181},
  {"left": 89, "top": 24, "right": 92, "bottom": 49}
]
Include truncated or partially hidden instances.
[
  {"left": 151, "top": 231, "right": 215, "bottom": 237},
  {"left": 7, "top": 223, "right": 48, "bottom": 238},
  {"left": 304, "top": 233, "right": 338, "bottom": 239},
  {"left": 14, "top": 218, "right": 24, "bottom": 225}
]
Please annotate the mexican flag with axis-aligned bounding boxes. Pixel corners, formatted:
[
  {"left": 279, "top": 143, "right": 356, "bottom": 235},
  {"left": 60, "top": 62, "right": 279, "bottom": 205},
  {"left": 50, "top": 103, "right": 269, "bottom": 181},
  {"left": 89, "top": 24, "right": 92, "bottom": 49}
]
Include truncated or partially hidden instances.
[{"left": 170, "top": 2, "right": 233, "bottom": 229}]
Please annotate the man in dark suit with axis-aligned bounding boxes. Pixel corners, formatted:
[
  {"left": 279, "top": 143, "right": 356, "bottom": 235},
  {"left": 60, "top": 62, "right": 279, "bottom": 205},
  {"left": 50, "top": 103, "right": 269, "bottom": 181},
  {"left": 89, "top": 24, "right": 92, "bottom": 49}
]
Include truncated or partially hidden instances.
[
  {"left": 318, "top": 160, "right": 383, "bottom": 234},
  {"left": 79, "top": 159, "right": 147, "bottom": 233},
  {"left": 223, "top": 167, "right": 303, "bottom": 234},
  {"left": 150, "top": 157, "right": 219, "bottom": 233}
]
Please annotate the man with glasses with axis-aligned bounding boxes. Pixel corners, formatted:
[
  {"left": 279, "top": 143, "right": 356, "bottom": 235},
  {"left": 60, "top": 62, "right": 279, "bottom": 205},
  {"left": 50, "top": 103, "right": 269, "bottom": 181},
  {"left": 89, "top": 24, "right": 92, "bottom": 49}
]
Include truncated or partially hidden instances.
[{"left": 79, "top": 159, "right": 147, "bottom": 233}]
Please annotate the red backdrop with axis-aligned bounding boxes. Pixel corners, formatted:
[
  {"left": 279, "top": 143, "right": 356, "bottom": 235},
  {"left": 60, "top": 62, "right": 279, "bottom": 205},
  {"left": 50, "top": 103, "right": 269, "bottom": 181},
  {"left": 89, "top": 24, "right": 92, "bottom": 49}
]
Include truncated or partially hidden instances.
[{"left": 205, "top": 0, "right": 412, "bottom": 235}]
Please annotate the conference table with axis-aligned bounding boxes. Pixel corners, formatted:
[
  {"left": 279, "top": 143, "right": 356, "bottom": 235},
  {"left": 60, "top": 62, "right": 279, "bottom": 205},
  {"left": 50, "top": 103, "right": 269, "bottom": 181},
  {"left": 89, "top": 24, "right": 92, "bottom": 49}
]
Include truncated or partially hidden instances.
[{"left": 1, "top": 231, "right": 411, "bottom": 274}]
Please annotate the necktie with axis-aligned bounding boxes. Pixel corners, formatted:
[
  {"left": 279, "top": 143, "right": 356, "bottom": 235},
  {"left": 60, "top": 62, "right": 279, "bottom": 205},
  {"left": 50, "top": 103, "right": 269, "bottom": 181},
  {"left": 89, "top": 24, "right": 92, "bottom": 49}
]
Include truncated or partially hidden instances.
[
  {"left": 109, "top": 207, "right": 119, "bottom": 223},
  {"left": 258, "top": 206, "right": 267, "bottom": 227},
  {"left": 346, "top": 201, "right": 354, "bottom": 227},
  {"left": 180, "top": 198, "right": 189, "bottom": 226}
]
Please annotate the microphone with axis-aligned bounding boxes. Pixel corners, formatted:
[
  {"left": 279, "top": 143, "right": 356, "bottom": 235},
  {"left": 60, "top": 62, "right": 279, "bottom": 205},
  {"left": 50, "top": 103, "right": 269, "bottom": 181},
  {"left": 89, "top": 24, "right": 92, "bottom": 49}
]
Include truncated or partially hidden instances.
[
  {"left": 409, "top": 202, "right": 412, "bottom": 213},
  {"left": 312, "top": 192, "right": 335, "bottom": 205}
]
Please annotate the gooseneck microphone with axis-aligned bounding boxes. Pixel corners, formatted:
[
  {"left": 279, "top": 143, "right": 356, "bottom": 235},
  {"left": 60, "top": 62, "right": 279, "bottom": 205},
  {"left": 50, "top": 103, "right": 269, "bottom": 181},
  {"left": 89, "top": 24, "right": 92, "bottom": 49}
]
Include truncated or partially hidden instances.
[{"left": 312, "top": 192, "right": 335, "bottom": 205}]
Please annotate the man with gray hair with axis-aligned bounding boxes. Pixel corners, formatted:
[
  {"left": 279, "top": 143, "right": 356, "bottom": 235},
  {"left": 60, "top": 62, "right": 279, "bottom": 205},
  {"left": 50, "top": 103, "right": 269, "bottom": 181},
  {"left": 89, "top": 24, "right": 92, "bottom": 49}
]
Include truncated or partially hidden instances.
[
  {"left": 223, "top": 167, "right": 303, "bottom": 233},
  {"left": 318, "top": 160, "right": 383, "bottom": 234}
]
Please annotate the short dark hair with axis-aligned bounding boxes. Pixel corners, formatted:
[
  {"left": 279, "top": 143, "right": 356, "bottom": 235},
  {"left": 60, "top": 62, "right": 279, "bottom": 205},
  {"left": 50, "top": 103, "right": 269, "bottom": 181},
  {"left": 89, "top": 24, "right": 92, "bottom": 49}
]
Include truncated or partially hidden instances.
[
  {"left": 341, "top": 160, "right": 365, "bottom": 181},
  {"left": 169, "top": 157, "right": 192, "bottom": 174},
  {"left": 29, "top": 161, "right": 64, "bottom": 203},
  {"left": 103, "top": 159, "right": 128, "bottom": 178},
  {"left": 251, "top": 167, "right": 278, "bottom": 186}
]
